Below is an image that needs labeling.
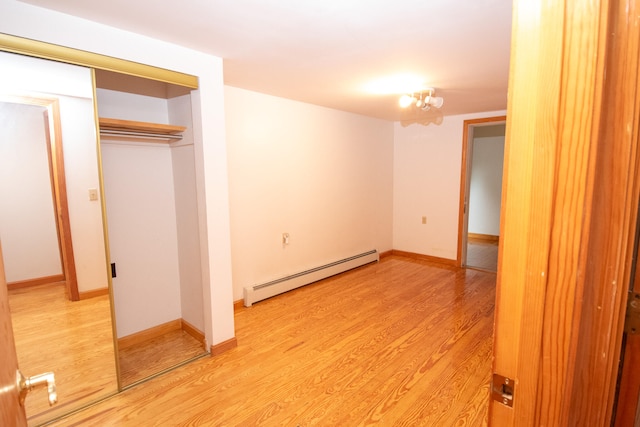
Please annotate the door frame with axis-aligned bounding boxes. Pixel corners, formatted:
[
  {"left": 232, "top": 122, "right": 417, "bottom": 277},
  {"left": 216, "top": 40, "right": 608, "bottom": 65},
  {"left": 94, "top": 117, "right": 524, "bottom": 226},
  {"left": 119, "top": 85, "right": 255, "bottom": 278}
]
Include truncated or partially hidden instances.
[
  {"left": 490, "top": 0, "right": 640, "bottom": 424},
  {"left": 457, "top": 115, "right": 506, "bottom": 267},
  {"left": 0, "top": 94, "right": 79, "bottom": 301}
]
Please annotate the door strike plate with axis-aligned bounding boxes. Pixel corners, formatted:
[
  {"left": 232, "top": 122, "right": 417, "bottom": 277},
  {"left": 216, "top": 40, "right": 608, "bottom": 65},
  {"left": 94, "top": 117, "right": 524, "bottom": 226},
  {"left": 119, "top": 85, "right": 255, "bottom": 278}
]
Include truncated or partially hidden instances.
[
  {"left": 491, "top": 373, "right": 515, "bottom": 408},
  {"left": 625, "top": 292, "right": 640, "bottom": 334}
]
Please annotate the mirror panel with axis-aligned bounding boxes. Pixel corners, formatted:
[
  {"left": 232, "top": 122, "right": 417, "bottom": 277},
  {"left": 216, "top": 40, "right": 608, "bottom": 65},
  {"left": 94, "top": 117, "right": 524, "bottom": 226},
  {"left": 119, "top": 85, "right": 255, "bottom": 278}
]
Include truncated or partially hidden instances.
[{"left": 0, "top": 51, "right": 118, "bottom": 425}]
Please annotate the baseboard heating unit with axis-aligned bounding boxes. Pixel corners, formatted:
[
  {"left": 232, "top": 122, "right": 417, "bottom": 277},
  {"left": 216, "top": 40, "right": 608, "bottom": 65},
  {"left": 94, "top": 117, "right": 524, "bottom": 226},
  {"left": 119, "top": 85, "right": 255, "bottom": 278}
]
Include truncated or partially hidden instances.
[{"left": 243, "top": 249, "right": 379, "bottom": 307}]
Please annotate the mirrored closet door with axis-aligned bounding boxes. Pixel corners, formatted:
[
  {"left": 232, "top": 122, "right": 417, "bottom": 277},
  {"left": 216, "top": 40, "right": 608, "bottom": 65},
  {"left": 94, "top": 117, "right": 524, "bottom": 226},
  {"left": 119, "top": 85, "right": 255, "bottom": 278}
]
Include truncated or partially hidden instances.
[{"left": 0, "top": 51, "right": 118, "bottom": 426}]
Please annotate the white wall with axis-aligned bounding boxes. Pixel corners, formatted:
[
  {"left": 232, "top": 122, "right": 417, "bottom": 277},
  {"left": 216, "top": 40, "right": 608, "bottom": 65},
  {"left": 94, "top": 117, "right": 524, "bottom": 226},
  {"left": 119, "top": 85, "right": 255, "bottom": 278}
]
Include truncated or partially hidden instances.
[
  {"left": 169, "top": 95, "right": 204, "bottom": 331},
  {"left": 468, "top": 126, "right": 505, "bottom": 236},
  {"left": 393, "top": 110, "right": 506, "bottom": 260},
  {"left": 0, "top": 102, "right": 62, "bottom": 282},
  {"left": 101, "top": 142, "right": 182, "bottom": 337},
  {"left": 1, "top": 0, "right": 233, "bottom": 346},
  {"left": 225, "top": 86, "right": 394, "bottom": 301},
  {"left": 97, "top": 89, "right": 204, "bottom": 337},
  {"left": 0, "top": 52, "right": 108, "bottom": 292}
]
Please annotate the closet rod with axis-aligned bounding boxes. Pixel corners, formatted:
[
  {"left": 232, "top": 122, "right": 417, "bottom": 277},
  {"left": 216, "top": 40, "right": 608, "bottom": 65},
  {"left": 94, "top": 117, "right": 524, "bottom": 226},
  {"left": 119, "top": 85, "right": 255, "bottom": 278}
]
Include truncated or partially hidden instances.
[{"left": 100, "top": 130, "right": 183, "bottom": 141}]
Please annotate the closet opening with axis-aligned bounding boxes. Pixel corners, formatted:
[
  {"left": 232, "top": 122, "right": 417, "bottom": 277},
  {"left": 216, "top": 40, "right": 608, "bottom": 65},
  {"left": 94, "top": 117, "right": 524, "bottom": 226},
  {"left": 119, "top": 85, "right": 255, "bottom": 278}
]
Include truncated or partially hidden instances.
[{"left": 95, "top": 69, "right": 208, "bottom": 387}]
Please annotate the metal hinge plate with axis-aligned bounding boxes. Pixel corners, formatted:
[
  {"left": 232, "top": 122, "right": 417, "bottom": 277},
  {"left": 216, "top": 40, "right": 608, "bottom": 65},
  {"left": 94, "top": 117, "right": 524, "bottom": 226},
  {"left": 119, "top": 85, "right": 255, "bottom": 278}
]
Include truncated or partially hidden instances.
[
  {"left": 625, "top": 292, "right": 640, "bottom": 334},
  {"left": 491, "top": 373, "right": 515, "bottom": 408}
]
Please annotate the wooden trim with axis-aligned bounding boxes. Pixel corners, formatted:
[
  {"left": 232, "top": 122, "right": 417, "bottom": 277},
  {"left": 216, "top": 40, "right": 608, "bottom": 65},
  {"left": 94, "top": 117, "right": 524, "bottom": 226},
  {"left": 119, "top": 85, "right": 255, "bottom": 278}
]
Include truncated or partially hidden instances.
[
  {"left": 233, "top": 299, "right": 245, "bottom": 311},
  {"left": 490, "top": 0, "right": 640, "bottom": 424},
  {"left": 391, "top": 250, "right": 457, "bottom": 267},
  {"left": 573, "top": 0, "right": 640, "bottom": 423},
  {"left": 99, "top": 118, "right": 186, "bottom": 135},
  {"left": 78, "top": 287, "right": 109, "bottom": 300},
  {"left": 47, "top": 98, "right": 80, "bottom": 301},
  {"left": 210, "top": 337, "right": 238, "bottom": 357},
  {"left": 181, "top": 319, "right": 205, "bottom": 347},
  {"left": 0, "top": 33, "right": 198, "bottom": 89},
  {"left": 7, "top": 274, "right": 64, "bottom": 290},
  {"left": 457, "top": 116, "right": 507, "bottom": 268},
  {"left": 467, "top": 233, "right": 499, "bottom": 244},
  {"left": 117, "top": 318, "right": 207, "bottom": 351},
  {"left": 378, "top": 250, "right": 393, "bottom": 259},
  {"left": 118, "top": 319, "right": 182, "bottom": 350}
]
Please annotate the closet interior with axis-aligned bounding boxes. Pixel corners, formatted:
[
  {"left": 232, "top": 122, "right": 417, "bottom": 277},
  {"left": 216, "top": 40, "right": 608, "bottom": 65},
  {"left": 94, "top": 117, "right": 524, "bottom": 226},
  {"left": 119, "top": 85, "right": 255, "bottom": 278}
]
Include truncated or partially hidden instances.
[{"left": 95, "top": 69, "right": 207, "bottom": 387}]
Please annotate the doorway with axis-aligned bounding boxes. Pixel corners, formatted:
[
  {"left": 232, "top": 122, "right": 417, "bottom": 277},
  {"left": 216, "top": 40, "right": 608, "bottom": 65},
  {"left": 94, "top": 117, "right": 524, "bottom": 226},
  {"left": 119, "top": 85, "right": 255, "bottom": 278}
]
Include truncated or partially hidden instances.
[
  {"left": 458, "top": 116, "right": 506, "bottom": 272},
  {"left": 0, "top": 96, "right": 79, "bottom": 301}
]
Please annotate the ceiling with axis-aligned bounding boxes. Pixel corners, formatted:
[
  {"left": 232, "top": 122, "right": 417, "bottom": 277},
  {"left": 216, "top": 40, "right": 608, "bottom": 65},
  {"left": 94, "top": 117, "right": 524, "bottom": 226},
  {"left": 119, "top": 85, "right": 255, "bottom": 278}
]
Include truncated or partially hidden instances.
[{"left": 21, "top": 0, "right": 512, "bottom": 121}]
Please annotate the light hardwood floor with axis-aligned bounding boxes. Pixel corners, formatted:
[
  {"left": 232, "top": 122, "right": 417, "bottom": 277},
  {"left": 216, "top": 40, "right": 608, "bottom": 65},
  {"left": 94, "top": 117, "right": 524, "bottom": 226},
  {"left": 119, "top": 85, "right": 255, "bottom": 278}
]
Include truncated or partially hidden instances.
[
  {"left": 119, "top": 329, "right": 206, "bottom": 386},
  {"left": 48, "top": 255, "right": 495, "bottom": 426},
  {"left": 466, "top": 241, "right": 499, "bottom": 272}
]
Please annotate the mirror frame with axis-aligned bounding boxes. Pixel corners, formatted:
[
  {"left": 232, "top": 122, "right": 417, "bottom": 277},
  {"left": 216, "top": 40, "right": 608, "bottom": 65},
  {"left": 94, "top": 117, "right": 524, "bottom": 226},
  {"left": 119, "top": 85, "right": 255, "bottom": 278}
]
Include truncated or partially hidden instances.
[{"left": 0, "top": 33, "right": 198, "bottom": 89}]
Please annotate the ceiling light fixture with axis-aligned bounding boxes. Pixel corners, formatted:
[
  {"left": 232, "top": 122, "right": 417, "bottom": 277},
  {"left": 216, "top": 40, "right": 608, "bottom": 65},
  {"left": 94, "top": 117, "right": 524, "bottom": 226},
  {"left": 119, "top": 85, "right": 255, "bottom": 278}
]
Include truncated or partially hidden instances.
[{"left": 399, "top": 88, "right": 444, "bottom": 111}]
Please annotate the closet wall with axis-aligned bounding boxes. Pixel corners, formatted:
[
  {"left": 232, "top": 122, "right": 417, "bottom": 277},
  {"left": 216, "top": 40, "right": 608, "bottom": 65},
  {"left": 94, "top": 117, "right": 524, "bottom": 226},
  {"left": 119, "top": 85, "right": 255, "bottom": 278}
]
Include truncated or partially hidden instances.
[{"left": 96, "top": 84, "right": 203, "bottom": 338}]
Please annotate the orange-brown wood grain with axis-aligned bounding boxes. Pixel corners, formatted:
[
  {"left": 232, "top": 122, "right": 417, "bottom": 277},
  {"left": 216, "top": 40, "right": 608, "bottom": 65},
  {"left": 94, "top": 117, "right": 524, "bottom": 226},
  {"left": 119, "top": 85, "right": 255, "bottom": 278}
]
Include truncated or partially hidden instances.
[
  {"left": 492, "top": 0, "right": 565, "bottom": 423},
  {"left": 573, "top": 0, "right": 640, "bottom": 423},
  {"left": 493, "top": 0, "right": 640, "bottom": 425},
  {"left": 99, "top": 117, "right": 185, "bottom": 135}
]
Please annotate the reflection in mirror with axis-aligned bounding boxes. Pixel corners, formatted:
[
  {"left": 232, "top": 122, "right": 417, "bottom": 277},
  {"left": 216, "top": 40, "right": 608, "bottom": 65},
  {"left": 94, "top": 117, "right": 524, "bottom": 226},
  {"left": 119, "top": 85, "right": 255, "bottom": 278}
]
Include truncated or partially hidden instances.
[{"left": 0, "top": 93, "right": 118, "bottom": 426}]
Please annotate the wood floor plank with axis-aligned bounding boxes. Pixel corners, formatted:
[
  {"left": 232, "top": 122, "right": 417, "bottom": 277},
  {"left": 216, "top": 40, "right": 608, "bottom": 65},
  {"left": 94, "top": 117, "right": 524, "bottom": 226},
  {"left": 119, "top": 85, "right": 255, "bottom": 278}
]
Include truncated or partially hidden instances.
[
  {"left": 466, "top": 241, "right": 499, "bottom": 272},
  {"left": 119, "top": 329, "right": 206, "bottom": 386},
  {"left": 49, "top": 255, "right": 495, "bottom": 426}
]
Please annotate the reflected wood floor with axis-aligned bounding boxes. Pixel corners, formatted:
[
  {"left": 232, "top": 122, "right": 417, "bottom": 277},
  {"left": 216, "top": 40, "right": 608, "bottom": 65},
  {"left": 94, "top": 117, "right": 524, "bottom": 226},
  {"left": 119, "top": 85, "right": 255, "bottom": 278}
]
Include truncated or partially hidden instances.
[
  {"left": 51, "top": 255, "right": 495, "bottom": 426},
  {"left": 466, "top": 241, "right": 499, "bottom": 272},
  {"left": 119, "top": 329, "right": 206, "bottom": 386},
  {"left": 8, "top": 283, "right": 118, "bottom": 426}
]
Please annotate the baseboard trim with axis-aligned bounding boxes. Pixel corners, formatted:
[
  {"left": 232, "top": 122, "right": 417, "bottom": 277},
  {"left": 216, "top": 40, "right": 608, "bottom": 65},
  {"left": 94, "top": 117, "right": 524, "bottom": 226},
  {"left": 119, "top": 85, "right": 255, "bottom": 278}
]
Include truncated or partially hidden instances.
[
  {"left": 468, "top": 233, "right": 499, "bottom": 244},
  {"left": 391, "top": 250, "right": 458, "bottom": 267},
  {"left": 378, "top": 250, "right": 393, "bottom": 259},
  {"left": 7, "top": 274, "right": 65, "bottom": 290},
  {"left": 233, "top": 299, "right": 244, "bottom": 311},
  {"left": 210, "top": 337, "right": 238, "bottom": 357},
  {"left": 79, "top": 287, "right": 109, "bottom": 300},
  {"left": 181, "top": 319, "right": 205, "bottom": 347},
  {"left": 118, "top": 319, "right": 182, "bottom": 350},
  {"left": 118, "top": 318, "right": 207, "bottom": 351}
]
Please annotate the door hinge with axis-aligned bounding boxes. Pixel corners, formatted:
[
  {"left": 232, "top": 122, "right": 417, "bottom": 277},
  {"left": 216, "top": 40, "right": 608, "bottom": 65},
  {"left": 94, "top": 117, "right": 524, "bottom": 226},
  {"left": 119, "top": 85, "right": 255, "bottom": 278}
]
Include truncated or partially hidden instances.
[
  {"left": 625, "top": 292, "right": 640, "bottom": 334},
  {"left": 491, "top": 373, "right": 515, "bottom": 408}
]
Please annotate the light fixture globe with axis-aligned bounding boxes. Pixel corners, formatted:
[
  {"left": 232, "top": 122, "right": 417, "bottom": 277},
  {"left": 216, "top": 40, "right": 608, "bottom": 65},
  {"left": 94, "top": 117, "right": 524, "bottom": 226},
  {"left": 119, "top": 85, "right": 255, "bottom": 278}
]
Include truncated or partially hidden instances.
[
  {"left": 429, "top": 96, "right": 444, "bottom": 109},
  {"left": 398, "top": 88, "right": 444, "bottom": 111},
  {"left": 399, "top": 94, "right": 414, "bottom": 108}
]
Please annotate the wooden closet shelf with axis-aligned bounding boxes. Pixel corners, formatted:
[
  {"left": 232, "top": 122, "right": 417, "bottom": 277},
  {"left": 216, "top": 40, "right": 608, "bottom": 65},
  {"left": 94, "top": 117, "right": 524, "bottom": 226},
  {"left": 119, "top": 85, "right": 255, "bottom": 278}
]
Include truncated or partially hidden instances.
[{"left": 99, "top": 117, "right": 186, "bottom": 135}]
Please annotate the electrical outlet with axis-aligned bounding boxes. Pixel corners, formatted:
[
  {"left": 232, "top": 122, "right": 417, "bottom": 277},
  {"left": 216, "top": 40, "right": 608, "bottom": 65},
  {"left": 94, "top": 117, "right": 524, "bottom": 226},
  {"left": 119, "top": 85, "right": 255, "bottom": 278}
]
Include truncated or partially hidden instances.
[
  {"left": 88, "top": 188, "right": 98, "bottom": 201},
  {"left": 422, "top": 216, "right": 427, "bottom": 225}
]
